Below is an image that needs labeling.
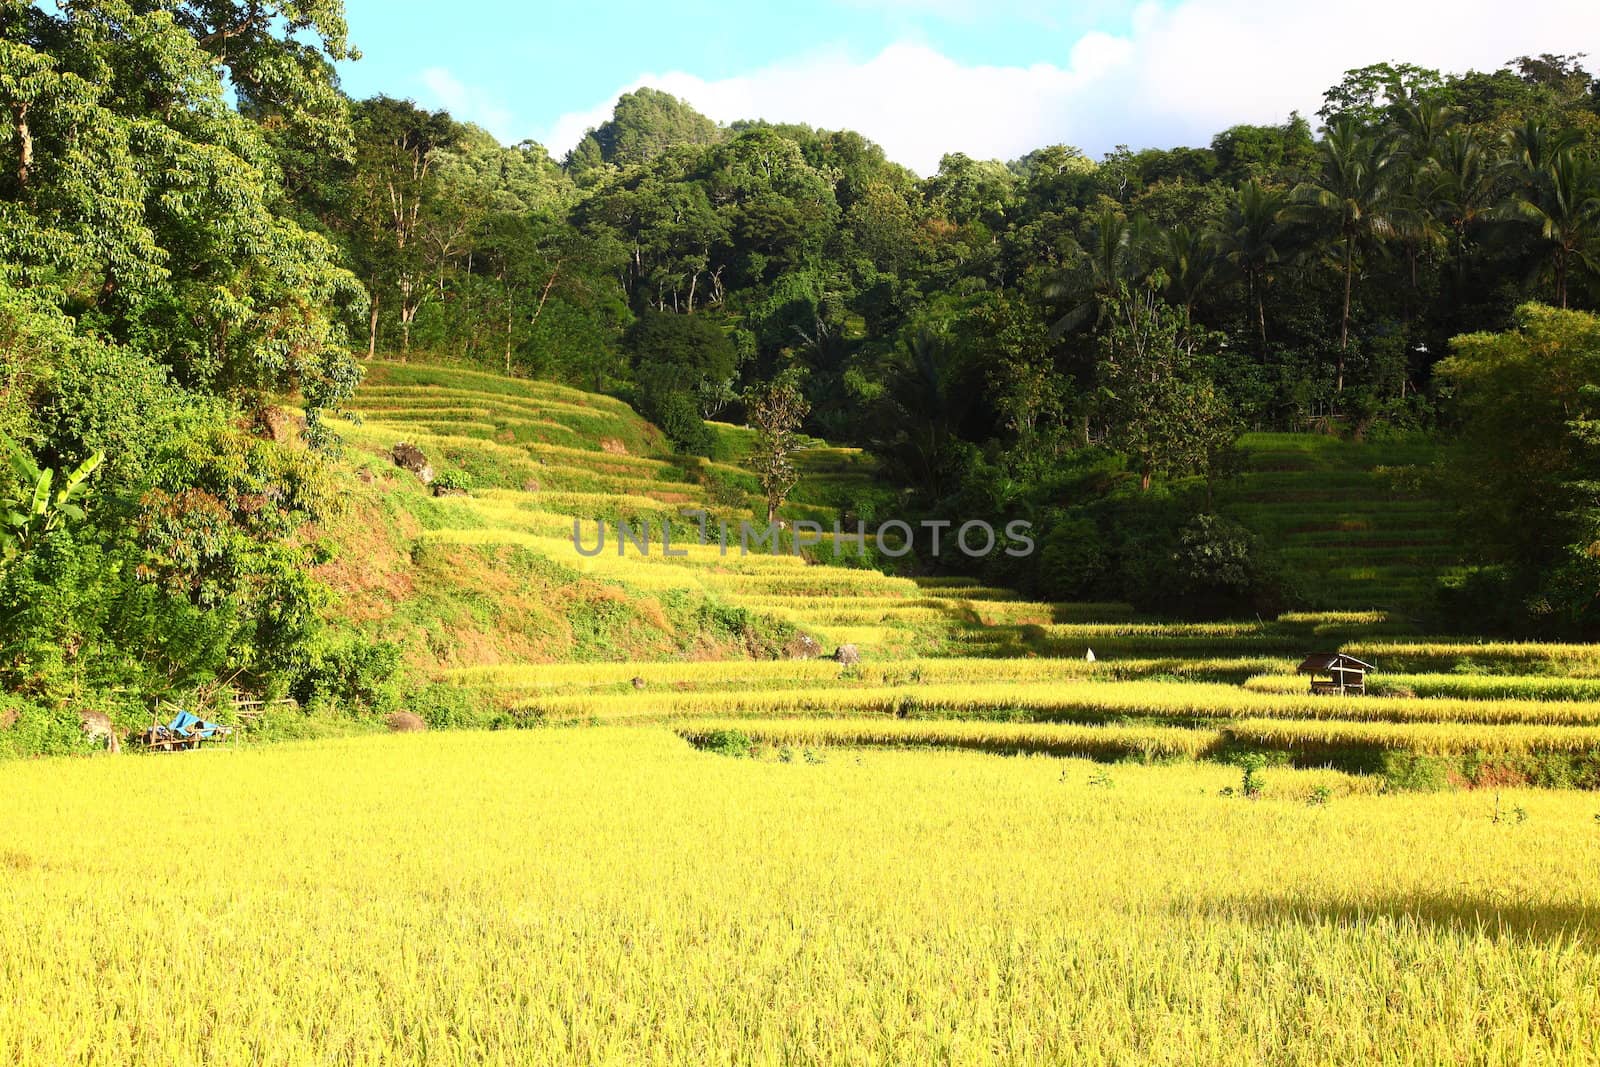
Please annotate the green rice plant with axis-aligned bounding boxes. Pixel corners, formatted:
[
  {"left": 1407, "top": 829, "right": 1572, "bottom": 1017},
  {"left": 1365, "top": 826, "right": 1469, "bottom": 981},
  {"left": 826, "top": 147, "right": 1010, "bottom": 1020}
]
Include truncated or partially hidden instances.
[{"left": 675, "top": 718, "right": 1221, "bottom": 761}]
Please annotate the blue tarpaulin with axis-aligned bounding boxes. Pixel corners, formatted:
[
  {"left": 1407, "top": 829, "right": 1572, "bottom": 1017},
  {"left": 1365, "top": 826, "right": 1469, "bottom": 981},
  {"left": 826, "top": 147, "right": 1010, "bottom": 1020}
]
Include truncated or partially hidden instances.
[{"left": 166, "top": 710, "right": 223, "bottom": 739}]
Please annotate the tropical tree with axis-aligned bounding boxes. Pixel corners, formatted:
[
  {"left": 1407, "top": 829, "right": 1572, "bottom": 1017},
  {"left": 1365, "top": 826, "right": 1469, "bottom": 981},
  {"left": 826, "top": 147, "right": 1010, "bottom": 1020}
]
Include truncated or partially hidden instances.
[
  {"left": 346, "top": 97, "right": 459, "bottom": 355},
  {"left": 745, "top": 371, "right": 812, "bottom": 523},
  {"left": 1096, "top": 284, "right": 1236, "bottom": 492},
  {"left": 1501, "top": 145, "right": 1600, "bottom": 308},
  {"left": 1045, "top": 208, "right": 1155, "bottom": 336},
  {"left": 1296, "top": 119, "right": 1401, "bottom": 389},
  {"left": 1209, "top": 181, "right": 1292, "bottom": 354},
  {"left": 1421, "top": 130, "right": 1501, "bottom": 269},
  {"left": 1156, "top": 224, "right": 1221, "bottom": 323}
]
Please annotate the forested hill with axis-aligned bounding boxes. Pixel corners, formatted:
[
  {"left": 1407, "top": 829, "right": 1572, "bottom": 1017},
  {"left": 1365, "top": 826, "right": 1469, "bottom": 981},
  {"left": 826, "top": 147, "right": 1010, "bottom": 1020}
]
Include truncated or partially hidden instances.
[{"left": 4, "top": 1, "right": 1600, "bottom": 744}]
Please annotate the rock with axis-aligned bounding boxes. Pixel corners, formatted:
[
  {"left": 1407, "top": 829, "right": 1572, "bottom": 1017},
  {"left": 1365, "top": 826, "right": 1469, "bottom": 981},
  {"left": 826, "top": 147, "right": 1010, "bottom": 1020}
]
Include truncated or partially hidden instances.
[
  {"left": 786, "top": 633, "right": 822, "bottom": 660},
  {"left": 631, "top": 676, "right": 647, "bottom": 690},
  {"left": 391, "top": 442, "right": 433, "bottom": 485},
  {"left": 832, "top": 643, "right": 861, "bottom": 666},
  {"left": 263, "top": 407, "right": 306, "bottom": 444},
  {"left": 78, "top": 710, "right": 121, "bottom": 754},
  {"left": 386, "top": 712, "right": 427, "bottom": 733}
]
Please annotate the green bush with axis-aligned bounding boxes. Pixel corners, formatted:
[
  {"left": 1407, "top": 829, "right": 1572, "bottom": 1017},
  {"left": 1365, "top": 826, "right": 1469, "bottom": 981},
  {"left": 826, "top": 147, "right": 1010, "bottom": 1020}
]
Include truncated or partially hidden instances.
[
  {"left": 430, "top": 468, "right": 475, "bottom": 493},
  {"left": 1036, "top": 518, "right": 1108, "bottom": 600},
  {"left": 627, "top": 311, "right": 740, "bottom": 456},
  {"left": 0, "top": 697, "right": 94, "bottom": 759},
  {"left": 291, "top": 633, "right": 404, "bottom": 714},
  {"left": 408, "top": 682, "right": 492, "bottom": 730}
]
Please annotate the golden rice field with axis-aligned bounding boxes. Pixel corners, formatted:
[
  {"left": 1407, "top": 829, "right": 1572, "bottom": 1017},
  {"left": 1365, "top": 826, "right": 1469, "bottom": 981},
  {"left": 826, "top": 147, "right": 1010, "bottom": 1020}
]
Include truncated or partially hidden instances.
[
  {"left": 506, "top": 676, "right": 1600, "bottom": 729},
  {"left": 12, "top": 364, "right": 1600, "bottom": 1063},
  {"left": 3, "top": 730, "right": 1598, "bottom": 1066}
]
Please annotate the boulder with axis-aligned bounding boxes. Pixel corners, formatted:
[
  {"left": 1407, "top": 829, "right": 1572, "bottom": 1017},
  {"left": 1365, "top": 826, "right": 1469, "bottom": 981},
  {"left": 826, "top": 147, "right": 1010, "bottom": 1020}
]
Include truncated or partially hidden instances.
[
  {"left": 78, "top": 710, "right": 121, "bottom": 754},
  {"left": 391, "top": 442, "right": 433, "bottom": 485},
  {"left": 386, "top": 712, "right": 427, "bottom": 733}
]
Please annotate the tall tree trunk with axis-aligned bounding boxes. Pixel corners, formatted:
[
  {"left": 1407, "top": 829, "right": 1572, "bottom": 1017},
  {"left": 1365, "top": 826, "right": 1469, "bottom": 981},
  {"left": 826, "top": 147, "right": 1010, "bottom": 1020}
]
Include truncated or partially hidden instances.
[
  {"left": 1338, "top": 235, "right": 1354, "bottom": 393},
  {"left": 11, "top": 103, "right": 30, "bottom": 188},
  {"left": 366, "top": 287, "right": 379, "bottom": 360},
  {"left": 529, "top": 261, "right": 561, "bottom": 331},
  {"left": 504, "top": 282, "right": 514, "bottom": 375},
  {"left": 399, "top": 278, "right": 415, "bottom": 358},
  {"left": 1253, "top": 272, "right": 1268, "bottom": 355}
]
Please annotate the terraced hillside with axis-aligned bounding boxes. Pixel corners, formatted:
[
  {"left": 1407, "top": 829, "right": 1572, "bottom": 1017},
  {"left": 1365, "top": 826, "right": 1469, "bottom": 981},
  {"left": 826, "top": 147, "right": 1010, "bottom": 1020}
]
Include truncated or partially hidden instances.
[
  {"left": 1222, "top": 433, "right": 1458, "bottom": 615},
  {"left": 316, "top": 362, "right": 1600, "bottom": 792},
  {"left": 323, "top": 361, "right": 1064, "bottom": 664}
]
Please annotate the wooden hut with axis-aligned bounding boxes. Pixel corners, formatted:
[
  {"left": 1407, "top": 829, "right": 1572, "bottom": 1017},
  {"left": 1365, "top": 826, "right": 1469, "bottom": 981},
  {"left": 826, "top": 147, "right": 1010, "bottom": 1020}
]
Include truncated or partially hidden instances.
[{"left": 1296, "top": 652, "right": 1374, "bottom": 695}]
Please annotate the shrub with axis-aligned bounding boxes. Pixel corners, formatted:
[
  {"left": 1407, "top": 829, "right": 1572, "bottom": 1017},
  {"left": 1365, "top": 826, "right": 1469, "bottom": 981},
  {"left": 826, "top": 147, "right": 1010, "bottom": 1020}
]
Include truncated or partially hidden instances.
[
  {"left": 291, "top": 634, "right": 404, "bottom": 714},
  {"left": 627, "top": 311, "right": 740, "bottom": 456},
  {"left": 0, "top": 698, "right": 94, "bottom": 758},
  {"left": 408, "top": 682, "right": 491, "bottom": 730},
  {"left": 430, "top": 468, "right": 474, "bottom": 494},
  {"left": 697, "top": 728, "right": 753, "bottom": 758},
  {"left": 1036, "top": 517, "right": 1108, "bottom": 600}
]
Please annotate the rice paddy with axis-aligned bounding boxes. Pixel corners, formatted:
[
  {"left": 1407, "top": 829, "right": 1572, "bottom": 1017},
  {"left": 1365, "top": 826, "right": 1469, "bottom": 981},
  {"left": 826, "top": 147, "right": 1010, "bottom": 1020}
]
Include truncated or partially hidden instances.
[
  {"left": 9, "top": 363, "right": 1589, "bottom": 1063},
  {"left": 309, "top": 366, "right": 1600, "bottom": 789},
  {"left": 3, "top": 731, "right": 1597, "bottom": 1065}
]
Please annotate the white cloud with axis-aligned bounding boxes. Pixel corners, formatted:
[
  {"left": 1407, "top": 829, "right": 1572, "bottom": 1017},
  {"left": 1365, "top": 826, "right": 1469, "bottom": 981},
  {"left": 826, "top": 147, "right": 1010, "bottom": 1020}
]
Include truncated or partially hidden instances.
[
  {"left": 418, "top": 67, "right": 519, "bottom": 143},
  {"left": 538, "top": 0, "right": 1599, "bottom": 175}
]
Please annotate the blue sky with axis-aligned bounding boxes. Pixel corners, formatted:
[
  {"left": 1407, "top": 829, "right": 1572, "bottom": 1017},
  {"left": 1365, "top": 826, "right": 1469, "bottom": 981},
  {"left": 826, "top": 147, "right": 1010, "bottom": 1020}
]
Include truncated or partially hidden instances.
[{"left": 334, "top": 0, "right": 1598, "bottom": 174}]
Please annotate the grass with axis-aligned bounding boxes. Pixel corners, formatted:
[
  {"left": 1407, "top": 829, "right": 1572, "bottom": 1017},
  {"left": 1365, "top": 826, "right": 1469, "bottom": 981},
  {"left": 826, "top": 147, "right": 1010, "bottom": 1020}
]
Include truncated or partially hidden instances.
[
  {"left": 2, "top": 729, "right": 1596, "bottom": 1065},
  {"left": 20, "top": 360, "right": 1600, "bottom": 1060}
]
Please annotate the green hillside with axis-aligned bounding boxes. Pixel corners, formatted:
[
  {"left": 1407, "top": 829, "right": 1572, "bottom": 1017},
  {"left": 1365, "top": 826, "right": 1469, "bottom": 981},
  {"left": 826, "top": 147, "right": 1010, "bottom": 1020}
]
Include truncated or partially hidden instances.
[
  {"left": 282, "top": 361, "right": 1600, "bottom": 801},
  {"left": 321, "top": 365, "right": 1468, "bottom": 682},
  {"left": 1222, "top": 433, "right": 1458, "bottom": 616},
  {"left": 318, "top": 361, "right": 1079, "bottom": 669}
]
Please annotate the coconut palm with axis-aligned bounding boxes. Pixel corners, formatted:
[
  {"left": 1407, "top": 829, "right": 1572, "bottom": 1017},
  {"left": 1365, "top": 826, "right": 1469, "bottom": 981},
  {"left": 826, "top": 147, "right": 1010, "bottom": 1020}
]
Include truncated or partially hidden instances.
[
  {"left": 1501, "top": 148, "right": 1600, "bottom": 308},
  {"left": 1295, "top": 119, "right": 1401, "bottom": 390},
  {"left": 1422, "top": 130, "right": 1500, "bottom": 258},
  {"left": 1154, "top": 223, "right": 1220, "bottom": 323},
  {"left": 1043, "top": 208, "right": 1156, "bottom": 336},
  {"left": 1208, "top": 181, "right": 1292, "bottom": 355}
]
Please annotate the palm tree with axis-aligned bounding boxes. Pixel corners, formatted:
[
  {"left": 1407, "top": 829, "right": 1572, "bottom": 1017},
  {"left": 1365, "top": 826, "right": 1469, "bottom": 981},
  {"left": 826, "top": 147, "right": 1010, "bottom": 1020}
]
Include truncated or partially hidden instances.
[
  {"left": 1393, "top": 98, "right": 1460, "bottom": 161},
  {"left": 1389, "top": 100, "right": 1458, "bottom": 298},
  {"left": 875, "top": 329, "right": 973, "bottom": 499},
  {"left": 1295, "top": 119, "right": 1400, "bottom": 390},
  {"left": 1419, "top": 130, "right": 1499, "bottom": 292},
  {"left": 1502, "top": 148, "right": 1600, "bottom": 308},
  {"left": 1208, "top": 181, "right": 1292, "bottom": 355},
  {"left": 1044, "top": 208, "right": 1155, "bottom": 336},
  {"left": 1155, "top": 224, "right": 1219, "bottom": 323},
  {"left": 1503, "top": 119, "right": 1584, "bottom": 184}
]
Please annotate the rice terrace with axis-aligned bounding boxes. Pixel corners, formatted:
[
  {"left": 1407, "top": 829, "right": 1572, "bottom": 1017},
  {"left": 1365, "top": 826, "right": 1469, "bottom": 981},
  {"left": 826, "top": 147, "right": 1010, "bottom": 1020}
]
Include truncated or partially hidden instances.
[{"left": 5, "top": 2, "right": 1600, "bottom": 1064}]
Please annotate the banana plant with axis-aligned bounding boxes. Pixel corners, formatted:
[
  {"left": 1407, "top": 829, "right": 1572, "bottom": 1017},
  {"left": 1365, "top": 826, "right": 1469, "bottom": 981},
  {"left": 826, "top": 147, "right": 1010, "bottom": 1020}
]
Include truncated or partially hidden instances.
[{"left": 1, "top": 435, "right": 104, "bottom": 561}]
